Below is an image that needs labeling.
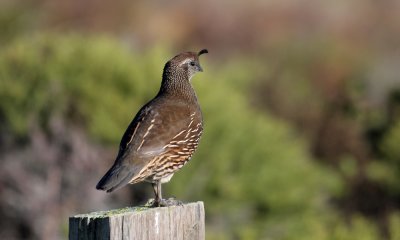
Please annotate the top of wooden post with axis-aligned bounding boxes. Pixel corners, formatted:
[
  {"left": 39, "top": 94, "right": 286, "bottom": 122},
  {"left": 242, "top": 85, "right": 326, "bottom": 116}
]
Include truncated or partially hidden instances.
[{"left": 69, "top": 201, "right": 205, "bottom": 240}]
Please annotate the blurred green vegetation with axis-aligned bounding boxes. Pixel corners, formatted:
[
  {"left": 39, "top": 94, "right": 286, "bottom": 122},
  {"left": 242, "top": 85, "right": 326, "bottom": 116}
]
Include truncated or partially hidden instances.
[
  {"left": 1, "top": 34, "right": 400, "bottom": 239},
  {"left": 0, "top": 35, "right": 165, "bottom": 142}
]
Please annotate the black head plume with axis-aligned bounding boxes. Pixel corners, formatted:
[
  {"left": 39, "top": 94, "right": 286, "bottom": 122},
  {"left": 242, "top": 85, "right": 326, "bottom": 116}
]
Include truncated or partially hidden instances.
[{"left": 198, "top": 49, "right": 208, "bottom": 56}]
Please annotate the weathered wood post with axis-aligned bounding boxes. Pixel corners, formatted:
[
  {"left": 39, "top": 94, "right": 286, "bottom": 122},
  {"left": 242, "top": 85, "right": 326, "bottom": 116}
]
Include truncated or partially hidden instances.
[{"left": 69, "top": 201, "right": 205, "bottom": 240}]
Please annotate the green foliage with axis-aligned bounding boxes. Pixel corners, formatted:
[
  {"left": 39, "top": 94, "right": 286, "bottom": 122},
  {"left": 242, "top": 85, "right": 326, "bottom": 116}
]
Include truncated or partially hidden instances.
[
  {"left": 0, "top": 35, "right": 167, "bottom": 143},
  {"left": 382, "top": 119, "right": 400, "bottom": 167},
  {"left": 1, "top": 34, "right": 397, "bottom": 239},
  {"left": 374, "top": 119, "right": 400, "bottom": 194}
]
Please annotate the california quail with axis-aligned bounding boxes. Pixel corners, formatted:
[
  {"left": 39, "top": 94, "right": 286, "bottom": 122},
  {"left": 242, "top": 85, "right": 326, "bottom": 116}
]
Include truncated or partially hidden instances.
[{"left": 96, "top": 49, "right": 208, "bottom": 207}]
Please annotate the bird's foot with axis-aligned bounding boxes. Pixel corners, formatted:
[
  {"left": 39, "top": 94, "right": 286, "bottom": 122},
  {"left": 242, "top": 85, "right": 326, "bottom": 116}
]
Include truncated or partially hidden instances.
[
  {"left": 146, "top": 197, "right": 183, "bottom": 207},
  {"left": 160, "top": 197, "right": 184, "bottom": 207}
]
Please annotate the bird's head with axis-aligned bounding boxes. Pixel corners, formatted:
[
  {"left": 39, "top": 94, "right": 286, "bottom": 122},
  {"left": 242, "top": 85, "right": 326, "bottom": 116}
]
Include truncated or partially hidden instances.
[{"left": 163, "top": 49, "right": 208, "bottom": 81}]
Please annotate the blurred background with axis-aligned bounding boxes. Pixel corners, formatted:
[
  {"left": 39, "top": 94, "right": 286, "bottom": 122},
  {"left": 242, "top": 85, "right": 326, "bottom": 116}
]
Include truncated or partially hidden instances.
[{"left": 1, "top": 0, "right": 400, "bottom": 239}]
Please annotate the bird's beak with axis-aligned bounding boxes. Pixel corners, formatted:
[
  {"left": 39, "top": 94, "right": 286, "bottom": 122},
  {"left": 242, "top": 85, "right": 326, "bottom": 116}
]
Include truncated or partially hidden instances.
[{"left": 196, "top": 63, "right": 203, "bottom": 72}]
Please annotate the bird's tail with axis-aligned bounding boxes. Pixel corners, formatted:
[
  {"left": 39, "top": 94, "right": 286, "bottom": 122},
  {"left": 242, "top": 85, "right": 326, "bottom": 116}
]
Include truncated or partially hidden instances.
[{"left": 96, "top": 164, "right": 135, "bottom": 193}]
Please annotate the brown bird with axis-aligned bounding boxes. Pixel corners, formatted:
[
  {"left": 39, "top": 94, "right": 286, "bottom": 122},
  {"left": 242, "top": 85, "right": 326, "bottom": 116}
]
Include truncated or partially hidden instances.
[{"left": 96, "top": 49, "right": 208, "bottom": 207}]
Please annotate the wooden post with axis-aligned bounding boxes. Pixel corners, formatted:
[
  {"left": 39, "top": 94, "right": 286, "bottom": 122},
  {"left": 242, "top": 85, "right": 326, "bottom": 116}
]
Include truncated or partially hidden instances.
[{"left": 69, "top": 201, "right": 205, "bottom": 240}]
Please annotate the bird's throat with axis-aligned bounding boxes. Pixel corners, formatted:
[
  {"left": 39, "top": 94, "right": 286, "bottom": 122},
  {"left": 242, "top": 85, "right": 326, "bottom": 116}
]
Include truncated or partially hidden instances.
[{"left": 159, "top": 75, "right": 197, "bottom": 103}]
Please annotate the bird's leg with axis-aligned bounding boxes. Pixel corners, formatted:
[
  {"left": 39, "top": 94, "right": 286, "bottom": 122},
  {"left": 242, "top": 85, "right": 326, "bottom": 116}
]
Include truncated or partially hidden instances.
[
  {"left": 150, "top": 181, "right": 183, "bottom": 207},
  {"left": 157, "top": 181, "right": 162, "bottom": 203},
  {"left": 151, "top": 181, "right": 162, "bottom": 207}
]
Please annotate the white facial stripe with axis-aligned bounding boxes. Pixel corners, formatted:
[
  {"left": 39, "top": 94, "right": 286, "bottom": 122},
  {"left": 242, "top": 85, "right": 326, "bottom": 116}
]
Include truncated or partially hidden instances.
[{"left": 178, "top": 58, "right": 193, "bottom": 67}]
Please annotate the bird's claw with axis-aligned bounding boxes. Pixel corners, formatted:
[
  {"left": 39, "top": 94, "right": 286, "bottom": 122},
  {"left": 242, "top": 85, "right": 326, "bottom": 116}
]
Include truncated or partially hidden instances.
[{"left": 146, "top": 197, "right": 183, "bottom": 207}]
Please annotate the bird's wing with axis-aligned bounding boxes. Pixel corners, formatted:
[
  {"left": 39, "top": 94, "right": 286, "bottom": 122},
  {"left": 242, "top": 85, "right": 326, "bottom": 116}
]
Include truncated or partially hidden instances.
[
  {"left": 96, "top": 104, "right": 152, "bottom": 192},
  {"left": 134, "top": 103, "right": 192, "bottom": 158},
  {"left": 116, "top": 104, "right": 186, "bottom": 156},
  {"left": 96, "top": 101, "right": 193, "bottom": 192},
  {"left": 125, "top": 103, "right": 196, "bottom": 184},
  {"left": 117, "top": 106, "right": 149, "bottom": 157}
]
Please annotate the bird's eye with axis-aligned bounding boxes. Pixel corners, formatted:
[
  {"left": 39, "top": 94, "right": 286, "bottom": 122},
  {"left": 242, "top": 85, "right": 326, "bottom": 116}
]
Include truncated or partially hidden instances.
[{"left": 189, "top": 61, "right": 196, "bottom": 66}]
